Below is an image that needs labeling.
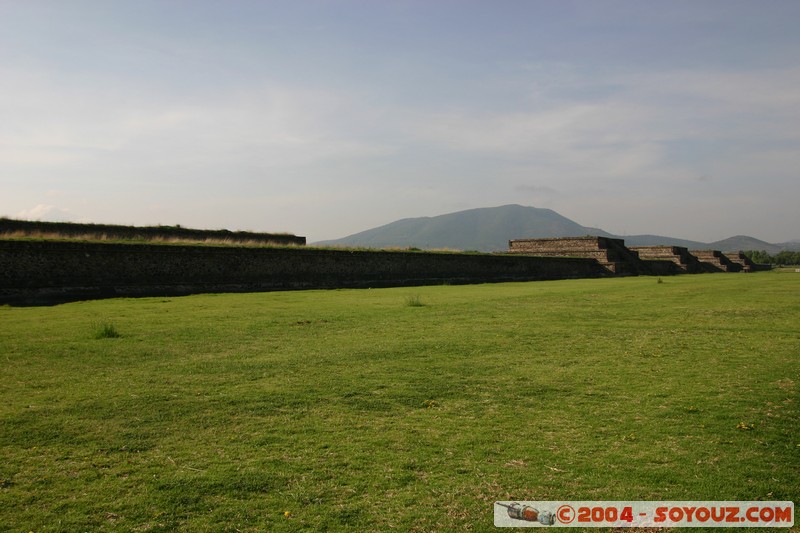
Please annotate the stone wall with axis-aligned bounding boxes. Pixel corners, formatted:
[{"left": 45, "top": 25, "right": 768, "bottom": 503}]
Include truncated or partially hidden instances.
[
  {"left": 0, "top": 240, "right": 608, "bottom": 305},
  {"left": 640, "top": 260, "right": 684, "bottom": 276},
  {"left": 0, "top": 219, "right": 306, "bottom": 246},
  {"left": 507, "top": 236, "right": 647, "bottom": 275}
]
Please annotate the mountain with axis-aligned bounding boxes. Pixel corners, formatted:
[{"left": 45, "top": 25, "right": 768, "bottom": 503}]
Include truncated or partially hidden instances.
[
  {"left": 775, "top": 240, "right": 800, "bottom": 252},
  {"left": 315, "top": 204, "right": 792, "bottom": 253},
  {"left": 708, "top": 235, "right": 784, "bottom": 255},
  {"left": 316, "top": 204, "right": 602, "bottom": 251}
]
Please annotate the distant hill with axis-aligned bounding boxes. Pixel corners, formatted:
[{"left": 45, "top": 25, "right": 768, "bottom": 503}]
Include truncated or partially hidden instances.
[
  {"left": 707, "top": 235, "right": 785, "bottom": 255},
  {"left": 315, "top": 204, "right": 794, "bottom": 253},
  {"left": 316, "top": 205, "right": 604, "bottom": 251},
  {"left": 778, "top": 240, "right": 800, "bottom": 252}
]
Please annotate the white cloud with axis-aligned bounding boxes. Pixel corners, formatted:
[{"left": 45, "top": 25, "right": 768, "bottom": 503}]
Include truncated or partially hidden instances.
[
  {"left": 0, "top": 65, "right": 394, "bottom": 179},
  {"left": 15, "top": 204, "right": 77, "bottom": 222},
  {"left": 634, "top": 67, "right": 800, "bottom": 110},
  {"left": 396, "top": 64, "right": 800, "bottom": 189},
  {"left": 401, "top": 102, "right": 665, "bottom": 189}
]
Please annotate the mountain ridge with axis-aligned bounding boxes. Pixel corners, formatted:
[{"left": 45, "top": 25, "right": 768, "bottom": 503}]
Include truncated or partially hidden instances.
[{"left": 315, "top": 205, "right": 798, "bottom": 253}]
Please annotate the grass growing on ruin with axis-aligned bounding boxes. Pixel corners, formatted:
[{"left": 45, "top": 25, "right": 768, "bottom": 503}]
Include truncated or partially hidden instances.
[
  {"left": 0, "top": 232, "right": 304, "bottom": 248},
  {"left": 1, "top": 272, "right": 798, "bottom": 531}
]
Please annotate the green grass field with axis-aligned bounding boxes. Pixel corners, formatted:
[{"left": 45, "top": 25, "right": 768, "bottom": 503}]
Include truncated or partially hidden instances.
[{"left": 1, "top": 272, "right": 798, "bottom": 531}]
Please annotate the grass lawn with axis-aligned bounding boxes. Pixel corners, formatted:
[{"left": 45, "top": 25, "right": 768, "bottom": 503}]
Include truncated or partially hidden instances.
[{"left": 1, "top": 272, "right": 798, "bottom": 531}]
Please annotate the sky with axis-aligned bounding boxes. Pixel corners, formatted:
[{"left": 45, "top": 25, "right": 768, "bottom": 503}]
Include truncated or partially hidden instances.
[{"left": 1, "top": 0, "right": 799, "bottom": 243}]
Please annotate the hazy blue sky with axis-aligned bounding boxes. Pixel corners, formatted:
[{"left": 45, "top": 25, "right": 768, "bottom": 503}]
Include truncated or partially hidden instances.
[{"left": 2, "top": 0, "right": 799, "bottom": 242}]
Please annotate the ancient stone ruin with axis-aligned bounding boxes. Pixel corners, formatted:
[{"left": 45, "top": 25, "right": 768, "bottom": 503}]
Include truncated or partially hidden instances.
[
  {"left": 0, "top": 219, "right": 772, "bottom": 305},
  {"left": 690, "top": 250, "right": 742, "bottom": 272},
  {"left": 726, "top": 251, "right": 771, "bottom": 272},
  {"left": 629, "top": 246, "right": 704, "bottom": 273},
  {"left": 507, "top": 236, "right": 646, "bottom": 274},
  {"left": 0, "top": 239, "right": 608, "bottom": 306},
  {"left": 507, "top": 237, "right": 766, "bottom": 277}
]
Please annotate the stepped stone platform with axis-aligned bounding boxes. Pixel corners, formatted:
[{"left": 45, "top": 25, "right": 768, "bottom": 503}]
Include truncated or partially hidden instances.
[
  {"left": 508, "top": 236, "right": 647, "bottom": 275},
  {"left": 726, "top": 251, "right": 771, "bottom": 272},
  {"left": 691, "top": 250, "right": 742, "bottom": 272},
  {"left": 630, "top": 246, "right": 704, "bottom": 273}
]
